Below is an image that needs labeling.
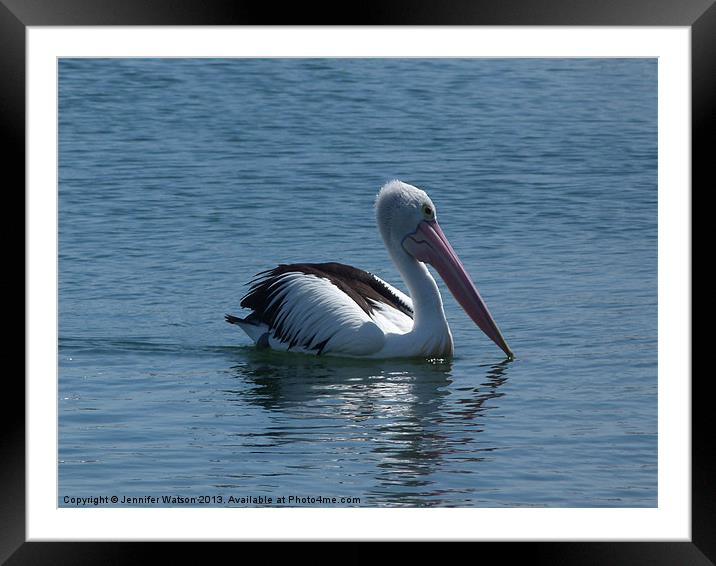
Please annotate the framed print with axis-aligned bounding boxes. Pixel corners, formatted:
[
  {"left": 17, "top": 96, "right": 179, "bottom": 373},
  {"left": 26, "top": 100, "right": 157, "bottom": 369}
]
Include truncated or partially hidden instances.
[{"left": 10, "top": 0, "right": 708, "bottom": 562}]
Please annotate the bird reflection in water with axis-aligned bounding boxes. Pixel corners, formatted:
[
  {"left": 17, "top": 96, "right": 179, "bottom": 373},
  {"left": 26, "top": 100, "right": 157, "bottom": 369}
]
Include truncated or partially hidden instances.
[
  {"left": 222, "top": 348, "right": 512, "bottom": 506},
  {"left": 224, "top": 348, "right": 454, "bottom": 413},
  {"left": 370, "top": 358, "right": 512, "bottom": 506}
]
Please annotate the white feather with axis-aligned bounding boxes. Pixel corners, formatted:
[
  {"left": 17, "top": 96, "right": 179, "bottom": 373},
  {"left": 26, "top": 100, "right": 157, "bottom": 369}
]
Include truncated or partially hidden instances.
[
  {"left": 259, "top": 273, "right": 386, "bottom": 357},
  {"left": 367, "top": 300, "right": 413, "bottom": 334}
]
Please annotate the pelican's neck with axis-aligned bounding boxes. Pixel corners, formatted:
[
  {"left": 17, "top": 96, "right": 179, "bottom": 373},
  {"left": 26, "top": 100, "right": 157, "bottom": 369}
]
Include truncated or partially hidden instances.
[{"left": 391, "top": 245, "right": 450, "bottom": 334}]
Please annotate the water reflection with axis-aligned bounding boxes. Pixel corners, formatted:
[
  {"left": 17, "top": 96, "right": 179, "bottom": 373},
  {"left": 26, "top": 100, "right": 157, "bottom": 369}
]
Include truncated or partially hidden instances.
[
  {"left": 222, "top": 348, "right": 512, "bottom": 506},
  {"left": 369, "top": 358, "right": 513, "bottom": 506},
  {"left": 224, "top": 348, "right": 454, "bottom": 413},
  {"left": 450, "top": 358, "right": 511, "bottom": 420}
]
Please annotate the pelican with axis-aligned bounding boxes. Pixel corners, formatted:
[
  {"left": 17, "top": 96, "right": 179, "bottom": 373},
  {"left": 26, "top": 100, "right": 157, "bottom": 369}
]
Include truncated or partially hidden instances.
[{"left": 226, "top": 180, "right": 513, "bottom": 359}]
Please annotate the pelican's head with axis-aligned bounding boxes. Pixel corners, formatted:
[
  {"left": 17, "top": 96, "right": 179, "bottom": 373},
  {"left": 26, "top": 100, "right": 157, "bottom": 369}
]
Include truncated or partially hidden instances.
[
  {"left": 375, "top": 180, "right": 513, "bottom": 358},
  {"left": 375, "top": 180, "right": 437, "bottom": 248}
]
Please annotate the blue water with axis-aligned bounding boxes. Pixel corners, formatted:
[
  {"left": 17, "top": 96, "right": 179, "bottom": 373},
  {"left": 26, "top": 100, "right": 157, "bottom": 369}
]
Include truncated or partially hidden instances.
[{"left": 58, "top": 58, "right": 657, "bottom": 507}]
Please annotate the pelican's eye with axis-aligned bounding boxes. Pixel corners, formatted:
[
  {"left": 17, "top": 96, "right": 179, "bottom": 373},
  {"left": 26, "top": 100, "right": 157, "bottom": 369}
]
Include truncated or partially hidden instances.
[{"left": 422, "top": 204, "right": 434, "bottom": 219}]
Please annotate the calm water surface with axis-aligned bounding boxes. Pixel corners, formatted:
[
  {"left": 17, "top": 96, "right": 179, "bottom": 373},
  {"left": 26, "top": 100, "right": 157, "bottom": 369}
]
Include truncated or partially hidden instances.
[{"left": 59, "top": 59, "right": 657, "bottom": 507}]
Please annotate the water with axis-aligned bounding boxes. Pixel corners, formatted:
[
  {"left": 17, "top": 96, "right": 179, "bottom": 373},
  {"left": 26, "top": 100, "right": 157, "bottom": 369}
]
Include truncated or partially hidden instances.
[{"left": 58, "top": 58, "right": 657, "bottom": 507}]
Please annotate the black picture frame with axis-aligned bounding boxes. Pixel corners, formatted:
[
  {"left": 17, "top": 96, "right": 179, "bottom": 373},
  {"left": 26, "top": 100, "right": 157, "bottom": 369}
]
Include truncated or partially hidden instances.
[{"left": 9, "top": 0, "right": 707, "bottom": 563}]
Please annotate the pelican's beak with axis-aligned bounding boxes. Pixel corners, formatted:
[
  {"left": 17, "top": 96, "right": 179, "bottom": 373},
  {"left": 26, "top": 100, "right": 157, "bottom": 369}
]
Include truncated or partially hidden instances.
[{"left": 403, "top": 220, "right": 514, "bottom": 359}]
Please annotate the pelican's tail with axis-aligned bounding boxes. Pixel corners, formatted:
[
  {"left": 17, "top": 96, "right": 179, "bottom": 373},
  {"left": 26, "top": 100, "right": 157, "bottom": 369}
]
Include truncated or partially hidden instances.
[
  {"left": 225, "top": 313, "right": 248, "bottom": 326},
  {"left": 225, "top": 313, "right": 272, "bottom": 349}
]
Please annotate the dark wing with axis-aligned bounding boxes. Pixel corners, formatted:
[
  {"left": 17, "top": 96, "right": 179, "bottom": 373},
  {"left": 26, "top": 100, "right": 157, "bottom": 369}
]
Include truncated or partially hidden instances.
[
  {"left": 230, "top": 263, "right": 413, "bottom": 354},
  {"left": 240, "top": 262, "right": 413, "bottom": 323}
]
